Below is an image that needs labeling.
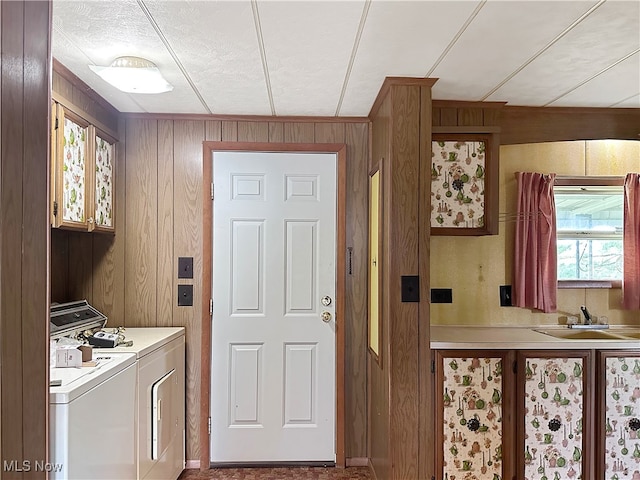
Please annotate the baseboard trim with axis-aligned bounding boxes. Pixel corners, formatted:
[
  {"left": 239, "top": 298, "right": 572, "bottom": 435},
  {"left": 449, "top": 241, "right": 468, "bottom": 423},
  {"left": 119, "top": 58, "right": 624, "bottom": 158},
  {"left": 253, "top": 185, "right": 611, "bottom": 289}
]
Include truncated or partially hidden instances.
[
  {"left": 185, "top": 460, "right": 200, "bottom": 469},
  {"left": 346, "top": 457, "right": 369, "bottom": 467}
]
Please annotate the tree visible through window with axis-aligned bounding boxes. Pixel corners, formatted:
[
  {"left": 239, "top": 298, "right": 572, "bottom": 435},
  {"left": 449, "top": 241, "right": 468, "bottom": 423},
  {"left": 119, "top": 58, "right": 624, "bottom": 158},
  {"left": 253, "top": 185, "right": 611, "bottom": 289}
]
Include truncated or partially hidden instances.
[{"left": 555, "top": 183, "right": 623, "bottom": 281}]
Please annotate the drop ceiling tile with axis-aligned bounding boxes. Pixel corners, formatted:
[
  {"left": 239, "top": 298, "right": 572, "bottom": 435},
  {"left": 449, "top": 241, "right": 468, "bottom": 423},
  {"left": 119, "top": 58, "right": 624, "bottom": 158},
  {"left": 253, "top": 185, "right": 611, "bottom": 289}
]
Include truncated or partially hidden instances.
[
  {"left": 143, "top": 1, "right": 272, "bottom": 115},
  {"left": 613, "top": 93, "right": 640, "bottom": 109},
  {"left": 53, "top": 0, "right": 208, "bottom": 114},
  {"left": 486, "top": 0, "right": 640, "bottom": 106},
  {"left": 257, "top": 1, "right": 366, "bottom": 116},
  {"left": 430, "top": 1, "right": 600, "bottom": 102},
  {"left": 548, "top": 51, "right": 640, "bottom": 107},
  {"left": 339, "top": 1, "right": 481, "bottom": 116}
]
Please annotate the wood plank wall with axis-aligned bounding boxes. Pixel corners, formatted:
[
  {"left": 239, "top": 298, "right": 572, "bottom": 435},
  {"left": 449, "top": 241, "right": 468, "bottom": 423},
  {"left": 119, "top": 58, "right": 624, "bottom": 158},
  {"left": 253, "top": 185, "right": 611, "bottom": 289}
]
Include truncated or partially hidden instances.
[
  {"left": 0, "top": 1, "right": 50, "bottom": 476},
  {"left": 51, "top": 112, "right": 370, "bottom": 461},
  {"left": 432, "top": 99, "right": 640, "bottom": 143},
  {"left": 368, "top": 78, "right": 434, "bottom": 480}
]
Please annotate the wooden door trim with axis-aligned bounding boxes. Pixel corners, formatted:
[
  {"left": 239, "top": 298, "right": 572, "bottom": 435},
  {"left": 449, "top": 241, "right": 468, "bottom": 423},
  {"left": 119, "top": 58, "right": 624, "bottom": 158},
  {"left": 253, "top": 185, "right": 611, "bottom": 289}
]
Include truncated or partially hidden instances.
[{"left": 201, "top": 141, "right": 347, "bottom": 469}]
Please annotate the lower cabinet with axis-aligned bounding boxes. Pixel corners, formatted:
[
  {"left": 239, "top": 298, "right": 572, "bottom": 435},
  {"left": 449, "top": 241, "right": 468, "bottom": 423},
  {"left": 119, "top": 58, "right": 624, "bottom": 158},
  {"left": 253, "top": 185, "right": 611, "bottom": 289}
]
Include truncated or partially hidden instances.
[
  {"left": 518, "top": 351, "right": 591, "bottom": 480},
  {"left": 435, "top": 350, "right": 515, "bottom": 480},
  {"left": 435, "top": 349, "right": 640, "bottom": 480},
  {"left": 599, "top": 351, "right": 640, "bottom": 480}
]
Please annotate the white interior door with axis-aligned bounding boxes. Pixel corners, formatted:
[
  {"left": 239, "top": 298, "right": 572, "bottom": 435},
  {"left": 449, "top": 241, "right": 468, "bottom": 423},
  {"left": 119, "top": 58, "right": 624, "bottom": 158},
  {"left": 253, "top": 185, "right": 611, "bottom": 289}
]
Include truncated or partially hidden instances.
[{"left": 211, "top": 150, "right": 337, "bottom": 463}]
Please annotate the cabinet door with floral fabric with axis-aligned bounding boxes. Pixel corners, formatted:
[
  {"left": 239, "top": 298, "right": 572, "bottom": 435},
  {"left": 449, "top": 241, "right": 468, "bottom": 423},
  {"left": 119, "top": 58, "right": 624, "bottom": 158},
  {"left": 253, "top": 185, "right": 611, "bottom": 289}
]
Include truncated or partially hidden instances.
[
  {"left": 52, "top": 105, "right": 90, "bottom": 230},
  {"left": 51, "top": 104, "right": 117, "bottom": 233},
  {"left": 92, "top": 130, "right": 116, "bottom": 232},
  {"left": 436, "top": 350, "right": 515, "bottom": 480},
  {"left": 599, "top": 351, "right": 640, "bottom": 480},
  {"left": 519, "top": 351, "right": 592, "bottom": 480}
]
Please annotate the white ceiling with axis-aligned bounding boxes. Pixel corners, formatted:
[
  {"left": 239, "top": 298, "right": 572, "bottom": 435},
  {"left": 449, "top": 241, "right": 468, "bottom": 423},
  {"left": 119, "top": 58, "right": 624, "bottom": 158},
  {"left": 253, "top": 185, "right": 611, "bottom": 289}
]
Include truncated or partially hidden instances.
[{"left": 52, "top": 0, "right": 640, "bottom": 117}]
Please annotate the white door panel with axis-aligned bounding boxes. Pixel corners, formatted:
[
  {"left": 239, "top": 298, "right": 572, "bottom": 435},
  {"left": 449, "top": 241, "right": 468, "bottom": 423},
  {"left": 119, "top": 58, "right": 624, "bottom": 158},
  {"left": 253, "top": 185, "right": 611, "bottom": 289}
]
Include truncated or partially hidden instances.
[{"left": 211, "top": 151, "right": 336, "bottom": 463}]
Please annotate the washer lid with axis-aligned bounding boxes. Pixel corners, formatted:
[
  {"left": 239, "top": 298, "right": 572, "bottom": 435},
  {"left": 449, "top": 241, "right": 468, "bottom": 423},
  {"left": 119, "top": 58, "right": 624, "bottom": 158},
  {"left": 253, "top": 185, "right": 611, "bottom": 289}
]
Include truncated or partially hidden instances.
[
  {"left": 49, "top": 352, "right": 136, "bottom": 404},
  {"left": 50, "top": 300, "right": 107, "bottom": 339}
]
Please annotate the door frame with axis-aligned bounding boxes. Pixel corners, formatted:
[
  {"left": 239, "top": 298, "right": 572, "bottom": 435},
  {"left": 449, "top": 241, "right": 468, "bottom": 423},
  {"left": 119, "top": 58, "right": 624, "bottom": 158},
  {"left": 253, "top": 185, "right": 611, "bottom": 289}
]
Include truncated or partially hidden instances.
[{"left": 201, "top": 141, "right": 347, "bottom": 469}]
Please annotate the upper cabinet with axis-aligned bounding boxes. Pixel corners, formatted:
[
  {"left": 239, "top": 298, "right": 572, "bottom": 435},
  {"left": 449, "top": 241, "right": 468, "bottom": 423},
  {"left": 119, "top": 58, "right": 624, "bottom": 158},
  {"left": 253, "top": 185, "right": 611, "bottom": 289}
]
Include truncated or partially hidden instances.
[{"left": 51, "top": 102, "right": 116, "bottom": 233}]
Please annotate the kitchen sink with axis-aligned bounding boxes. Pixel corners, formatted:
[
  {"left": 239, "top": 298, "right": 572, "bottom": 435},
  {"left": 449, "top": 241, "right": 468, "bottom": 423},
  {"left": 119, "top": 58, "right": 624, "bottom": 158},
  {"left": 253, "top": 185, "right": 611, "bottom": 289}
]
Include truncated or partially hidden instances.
[
  {"left": 535, "top": 329, "right": 629, "bottom": 340},
  {"left": 611, "top": 330, "right": 640, "bottom": 340}
]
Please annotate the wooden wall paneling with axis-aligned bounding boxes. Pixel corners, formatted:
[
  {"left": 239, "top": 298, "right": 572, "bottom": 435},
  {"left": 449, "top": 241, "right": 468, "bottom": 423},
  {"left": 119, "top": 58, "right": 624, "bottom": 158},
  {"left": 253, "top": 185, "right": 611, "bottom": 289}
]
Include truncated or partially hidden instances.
[
  {"left": 418, "top": 85, "right": 433, "bottom": 479},
  {"left": 157, "top": 120, "right": 174, "bottom": 326},
  {"left": 284, "top": 122, "right": 315, "bottom": 143},
  {"left": 388, "top": 84, "right": 420, "bottom": 479},
  {"left": 439, "top": 107, "right": 458, "bottom": 126},
  {"left": 67, "top": 232, "right": 93, "bottom": 302},
  {"left": 91, "top": 235, "right": 118, "bottom": 323},
  {"left": 483, "top": 106, "right": 501, "bottom": 127},
  {"left": 268, "top": 121, "right": 284, "bottom": 143},
  {"left": 458, "top": 107, "right": 483, "bottom": 126},
  {"left": 124, "top": 119, "right": 158, "bottom": 327},
  {"left": 344, "top": 122, "right": 368, "bottom": 458},
  {"left": 432, "top": 107, "right": 441, "bottom": 126},
  {"left": 50, "top": 229, "right": 69, "bottom": 302},
  {"left": 0, "top": 0, "right": 3, "bottom": 449},
  {"left": 104, "top": 117, "right": 127, "bottom": 325},
  {"left": 1, "top": 0, "right": 50, "bottom": 473},
  {"left": 21, "top": 2, "right": 50, "bottom": 463},
  {"left": 1, "top": 0, "right": 26, "bottom": 466},
  {"left": 237, "top": 121, "right": 269, "bottom": 142},
  {"left": 53, "top": 61, "right": 119, "bottom": 135},
  {"left": 500, "top": 106, "right": 640, "bottom": 144},
  {"left": 221, "top": 120, "right": 238, "bottom": 141},
  {"left": 369, "top": 94, "right": 391, "bottom": 480},
  {"left": 206, "top": 120, "right": 222, "bottom": 141},
  {"left": 315, "top": 122, "right": 346, "bottom": 143},
  {"left": 172, "top": 120, "right": 205, "bottom": 461},
  {"left": 52, "top": 70, "right": 74, "bottom": 101}
]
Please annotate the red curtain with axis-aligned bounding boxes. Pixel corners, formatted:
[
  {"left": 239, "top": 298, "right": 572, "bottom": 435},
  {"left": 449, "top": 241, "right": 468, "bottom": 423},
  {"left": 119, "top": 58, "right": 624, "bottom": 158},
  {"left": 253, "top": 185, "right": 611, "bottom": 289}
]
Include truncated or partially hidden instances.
[
  {"left": 622, "top": 173, "right": 640, "bottom": 310},
  {"left": 513, "top": 172, "right": 557, "bottom": 313}
]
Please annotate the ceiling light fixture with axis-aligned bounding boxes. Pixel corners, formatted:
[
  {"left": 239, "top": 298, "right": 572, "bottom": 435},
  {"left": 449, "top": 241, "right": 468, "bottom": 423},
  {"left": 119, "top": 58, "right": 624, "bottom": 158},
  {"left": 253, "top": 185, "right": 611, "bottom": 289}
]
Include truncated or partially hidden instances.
[{"left": 89, "top": 56, "right": 173, "bottom": 94}]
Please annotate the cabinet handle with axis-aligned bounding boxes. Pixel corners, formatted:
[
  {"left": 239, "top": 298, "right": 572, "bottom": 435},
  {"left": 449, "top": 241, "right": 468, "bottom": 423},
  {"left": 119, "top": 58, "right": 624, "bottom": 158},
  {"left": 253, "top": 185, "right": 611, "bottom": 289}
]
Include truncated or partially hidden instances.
[
  {"left": 548, "top": 418, "right": 562, "bottom": 432},
  {"left": 630, "top": 418, "right": 640, "bottom": 431}
]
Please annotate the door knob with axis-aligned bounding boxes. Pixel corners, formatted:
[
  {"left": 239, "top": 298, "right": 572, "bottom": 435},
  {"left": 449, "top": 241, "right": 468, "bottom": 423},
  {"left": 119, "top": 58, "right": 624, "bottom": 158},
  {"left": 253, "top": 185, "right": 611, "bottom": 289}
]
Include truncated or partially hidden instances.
[
  {"left": 321, "top": 296, "right": 332, "bottom": 306},
  {"left": 321, "top": 311, "right": 332, "bottom": 323}
]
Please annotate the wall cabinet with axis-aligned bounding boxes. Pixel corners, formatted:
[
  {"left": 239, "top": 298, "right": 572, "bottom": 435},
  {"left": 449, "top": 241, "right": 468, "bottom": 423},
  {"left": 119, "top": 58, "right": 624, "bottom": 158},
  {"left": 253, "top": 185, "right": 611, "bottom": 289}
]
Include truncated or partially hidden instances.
[
  {"left": 435, "top": 349, "right": 597, "bottom": 480},
  {"left": 51, "top": 102, "right": 116, "bottom": 233}
]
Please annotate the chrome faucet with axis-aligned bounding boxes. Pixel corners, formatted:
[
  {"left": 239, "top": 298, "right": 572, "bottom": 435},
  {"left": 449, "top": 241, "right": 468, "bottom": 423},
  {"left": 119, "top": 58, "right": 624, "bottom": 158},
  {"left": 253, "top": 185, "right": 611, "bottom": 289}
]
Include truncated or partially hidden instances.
[{"left": 568, "top": 305, "right": 609, "bottom": 329}]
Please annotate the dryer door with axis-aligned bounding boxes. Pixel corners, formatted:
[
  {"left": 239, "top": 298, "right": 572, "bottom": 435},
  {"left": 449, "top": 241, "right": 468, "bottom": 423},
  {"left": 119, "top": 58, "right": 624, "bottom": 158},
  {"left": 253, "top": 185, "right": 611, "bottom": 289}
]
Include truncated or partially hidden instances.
[{"left": 151, "top": 369, "right": 176, "bottom": 460}]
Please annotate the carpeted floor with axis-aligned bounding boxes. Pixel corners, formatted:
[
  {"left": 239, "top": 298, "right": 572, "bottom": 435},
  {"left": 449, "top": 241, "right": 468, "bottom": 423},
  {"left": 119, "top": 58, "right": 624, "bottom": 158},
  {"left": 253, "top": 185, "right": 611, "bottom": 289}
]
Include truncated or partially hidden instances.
[{"left": 178, "top": 466, "right": 372, "bottom": 479}]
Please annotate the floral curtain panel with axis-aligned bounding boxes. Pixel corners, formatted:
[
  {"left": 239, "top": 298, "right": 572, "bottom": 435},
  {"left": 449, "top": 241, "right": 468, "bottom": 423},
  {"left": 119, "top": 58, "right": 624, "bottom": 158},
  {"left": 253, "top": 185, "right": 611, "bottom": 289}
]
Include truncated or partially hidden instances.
[
  {"left": 513, "top": 172, "right": 557, "bottom": 313},
  {"left": 622, "top": 173, "right": 640, "bottom": 310}
]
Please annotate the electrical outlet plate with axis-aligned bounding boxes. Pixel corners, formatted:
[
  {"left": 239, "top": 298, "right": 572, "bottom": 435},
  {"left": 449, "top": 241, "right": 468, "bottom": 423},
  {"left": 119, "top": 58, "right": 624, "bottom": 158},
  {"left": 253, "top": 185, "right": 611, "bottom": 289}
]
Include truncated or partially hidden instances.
[
  {"left": 431, "top": 288, "right": 452, "bottom": 303},
  {"left": 499, "top": 285, "right": 512, "bottom": 307},
  {"left": 178, "top": 284, "right": 193, "bottom": 306}
]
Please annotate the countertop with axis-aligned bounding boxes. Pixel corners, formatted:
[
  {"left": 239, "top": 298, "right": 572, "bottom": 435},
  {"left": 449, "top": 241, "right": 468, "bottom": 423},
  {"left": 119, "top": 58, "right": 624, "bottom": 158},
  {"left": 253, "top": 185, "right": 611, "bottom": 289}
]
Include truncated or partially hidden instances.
[
  {"left": 431, "top": 325, "right": 640, "bottom": 350},
  {"left": 95, "top": 327, "right": 185, "bottom": 358}
]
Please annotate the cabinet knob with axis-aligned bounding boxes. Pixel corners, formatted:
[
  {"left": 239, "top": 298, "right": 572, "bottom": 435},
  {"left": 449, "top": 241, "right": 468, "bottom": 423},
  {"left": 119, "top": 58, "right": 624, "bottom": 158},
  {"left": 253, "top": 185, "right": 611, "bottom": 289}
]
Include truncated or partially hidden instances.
[
  {"left": 629, "top": 418, "right": 640, "bottom": 431},
  {"left": 548, "top": 418, "right": 562, "bottom": 432},
  {"left": 466, "top": 417, "right": 480, "bottom": 432}
]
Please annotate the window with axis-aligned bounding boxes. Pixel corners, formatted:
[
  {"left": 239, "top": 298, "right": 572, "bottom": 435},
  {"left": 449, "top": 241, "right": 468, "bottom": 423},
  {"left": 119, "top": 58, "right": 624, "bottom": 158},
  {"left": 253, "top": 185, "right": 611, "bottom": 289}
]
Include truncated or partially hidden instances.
[{"left": 555, "top": 180, "right": 623, "bottom": 284}]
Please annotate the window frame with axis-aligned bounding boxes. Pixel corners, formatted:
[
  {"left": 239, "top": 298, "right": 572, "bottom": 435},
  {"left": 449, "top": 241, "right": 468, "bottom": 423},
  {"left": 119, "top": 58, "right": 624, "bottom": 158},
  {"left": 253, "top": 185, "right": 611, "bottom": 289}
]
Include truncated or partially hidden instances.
[{"left": 555, "top": 176, "right": 624, "bottom": 289}]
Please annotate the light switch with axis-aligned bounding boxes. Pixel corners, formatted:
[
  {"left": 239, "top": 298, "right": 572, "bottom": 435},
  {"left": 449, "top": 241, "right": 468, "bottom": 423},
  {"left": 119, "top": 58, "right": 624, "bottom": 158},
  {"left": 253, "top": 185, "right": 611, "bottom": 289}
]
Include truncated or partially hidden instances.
[{"left": 178, "top": 257, "right": 193, "bottom": 279}]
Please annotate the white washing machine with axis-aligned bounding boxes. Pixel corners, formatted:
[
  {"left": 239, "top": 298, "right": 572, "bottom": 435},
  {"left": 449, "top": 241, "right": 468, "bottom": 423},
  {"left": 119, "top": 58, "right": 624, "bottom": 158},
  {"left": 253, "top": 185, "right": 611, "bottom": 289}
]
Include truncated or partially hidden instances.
[{"left": 49, "top": 352, "right": 137, "bottom": 480}]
